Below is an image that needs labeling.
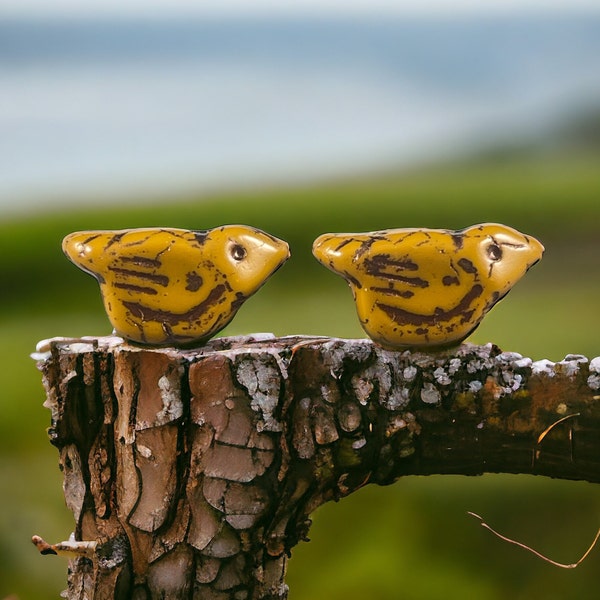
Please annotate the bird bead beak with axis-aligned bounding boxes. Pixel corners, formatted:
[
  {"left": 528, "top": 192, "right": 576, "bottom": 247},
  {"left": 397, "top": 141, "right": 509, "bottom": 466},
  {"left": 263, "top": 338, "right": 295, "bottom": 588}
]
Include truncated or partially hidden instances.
[
  {"left": 312, "top": 233, "right": 363, "bottom": 276},
  {"left": 62, "top": 231, "right": 104, "bottom": 279}
]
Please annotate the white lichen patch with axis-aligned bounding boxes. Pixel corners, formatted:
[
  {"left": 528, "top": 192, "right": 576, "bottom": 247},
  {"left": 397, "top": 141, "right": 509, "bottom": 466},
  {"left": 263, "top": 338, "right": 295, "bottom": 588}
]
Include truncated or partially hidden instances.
[
  {"left": 403, "top": 366, "right": 418, "bottom": 381},
  {"left": 320, "top": 383, "right": 340, "bottom": 404},
  {"left": 588, "top": 357, "right": 600, "bottom": 391},
  {"left": 558, "top": 354, "right": 589, "bottom": 377},
  {"left": 498, "top": 351, "right": 524, "bottom": 362},
  {"left": 351, "top": 374, "right": 374, "bottom": 405},
  {"left": 420, "top": 382, "right": 441, "bottom": 404},
  {"left": 514, "top": 357, "right": 533, "bottom": 369},
  {"left": 385, "top": 387, "right": 411, "bottom": 410},
  {"left": 564, "top": 354, "right": 588, "bottom": 363},
  {"left": 447, "top": 358, "right": 462, "bottom": 375},
  {"left": 531, "top": 359, "right": 556, "bottom": 377},
  {"left": 385, "top": 415, "right": 408, "bottom": 437},
  {"left": 32, "top": 335, "right": 125, "bottom": 361},
  {"left": 410, "top": 352, "right": 438, "bottom": 369},
  {"left": 155, "top": 370, "right": 185, "bottom": 425},
  {"left": 501, "top": 370, "right": 522, "bottom": 393},
  {"left": 351, "top": 437, "right": 367, "bottom": 450},
  {"left": 323, "top": 339, "right": 372, "bottom": 378},
  {"left": 235, "top": 354, "right": 283, "bottom": 432},
  {"left": 463, "top": 345, "right": 497, "bottom": 374},
  {"left": 468, "top": 380, "right": 483, "bottom": 393},
  {"left": 136, "top": 444, "right": 154, "bottom": 459},
  {"left": 350, "top": 348, "right": 415, "bottom": 411},
  {"left": 433, "top": 367, "right": 451, "bottom": 386}
]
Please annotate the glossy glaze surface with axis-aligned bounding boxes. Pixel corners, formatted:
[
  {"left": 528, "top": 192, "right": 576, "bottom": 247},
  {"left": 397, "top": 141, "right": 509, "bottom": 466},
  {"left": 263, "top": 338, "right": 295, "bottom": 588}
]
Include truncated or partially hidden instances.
[
  {"left": 313, "top": 223, "right": 544, "bottom": 349},
  {"left": 63, "top": 226, "right": 290, "bottom": 346}
]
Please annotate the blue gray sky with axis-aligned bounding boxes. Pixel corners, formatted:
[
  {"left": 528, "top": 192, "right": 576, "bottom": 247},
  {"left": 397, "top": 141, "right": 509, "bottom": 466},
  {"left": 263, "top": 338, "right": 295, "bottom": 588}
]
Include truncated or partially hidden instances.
[
  {"left": 3, "top": 0, "right": 600, "bottom": 17},
  {"left": 2, "top": 2, "right": 599, "bottom": 216}
]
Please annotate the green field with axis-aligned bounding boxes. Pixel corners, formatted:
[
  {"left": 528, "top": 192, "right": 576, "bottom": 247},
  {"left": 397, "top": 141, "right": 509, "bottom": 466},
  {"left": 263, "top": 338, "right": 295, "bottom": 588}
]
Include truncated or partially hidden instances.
[{"left": 1, "top": 153, "right": 599, "bottom": 599}]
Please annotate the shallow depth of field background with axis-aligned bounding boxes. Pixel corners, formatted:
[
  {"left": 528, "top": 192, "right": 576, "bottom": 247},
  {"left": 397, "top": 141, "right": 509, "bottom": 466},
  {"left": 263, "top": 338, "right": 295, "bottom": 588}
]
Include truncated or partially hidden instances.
[{"left": 1, "top": 4, "right": 599, "bottom": 599}]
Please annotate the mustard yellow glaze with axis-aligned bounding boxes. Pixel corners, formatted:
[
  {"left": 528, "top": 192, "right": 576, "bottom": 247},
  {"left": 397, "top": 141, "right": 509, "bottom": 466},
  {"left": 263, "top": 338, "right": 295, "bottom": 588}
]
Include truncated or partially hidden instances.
[
  {"left": 312, "top": 223, "right": 544, "bottom": 349},
  {"left": 63, "top": 226, "right": 290, "bottom": 346}
]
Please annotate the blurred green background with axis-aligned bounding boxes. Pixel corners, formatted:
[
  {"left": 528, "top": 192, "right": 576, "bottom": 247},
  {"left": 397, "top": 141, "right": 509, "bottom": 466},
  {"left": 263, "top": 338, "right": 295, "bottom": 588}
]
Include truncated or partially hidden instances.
[
  {"left": 1, "top": 151, "right": 599, "bottom": 599},
  {"left": 1, "top": 6, "right": 600, "bottom": 600}
]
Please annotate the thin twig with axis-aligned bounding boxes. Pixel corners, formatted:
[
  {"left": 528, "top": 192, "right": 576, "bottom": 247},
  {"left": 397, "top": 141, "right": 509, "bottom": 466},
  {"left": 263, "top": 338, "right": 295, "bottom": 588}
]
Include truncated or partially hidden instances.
[
  {"left": 31, "top": 535, "right": 97, "bottom": 559},
  {"left": 537, "top": 413, "right": 580, "bottom": 445},
  {"left": 467, "top": 512, "right": 600, "bottom": 569}
]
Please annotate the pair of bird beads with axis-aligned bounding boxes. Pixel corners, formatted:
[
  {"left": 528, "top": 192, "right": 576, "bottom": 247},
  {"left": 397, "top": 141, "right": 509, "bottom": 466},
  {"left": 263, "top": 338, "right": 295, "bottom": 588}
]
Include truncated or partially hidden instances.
[{"left": 63, "top": 223, "right": 543, "bottom": 349}]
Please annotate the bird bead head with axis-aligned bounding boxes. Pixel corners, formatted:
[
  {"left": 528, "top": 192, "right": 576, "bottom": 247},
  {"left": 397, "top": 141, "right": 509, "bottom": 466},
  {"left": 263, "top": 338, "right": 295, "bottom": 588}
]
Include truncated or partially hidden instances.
[
  {"left": 62, "top": 225, "right": 290, "bottom": 346},
  {"left": 312, "top": 223, "right": 544, "bottom": 349}
]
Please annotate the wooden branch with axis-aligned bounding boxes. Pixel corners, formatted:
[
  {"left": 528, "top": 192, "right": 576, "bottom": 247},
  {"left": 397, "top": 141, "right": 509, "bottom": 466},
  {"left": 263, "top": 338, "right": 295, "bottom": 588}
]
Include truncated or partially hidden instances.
[{"left": 32, "top": 334, "right": 600, "bottom": 599}]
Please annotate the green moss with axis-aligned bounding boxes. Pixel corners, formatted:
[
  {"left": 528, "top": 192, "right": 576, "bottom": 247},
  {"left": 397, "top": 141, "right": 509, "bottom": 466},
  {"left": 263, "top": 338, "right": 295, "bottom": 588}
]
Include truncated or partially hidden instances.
[
  {"left": 335, "top": 438, "right": 364, "bottom": 468},
  {"left": 453, "top": 391, "right": 478, "bottom": 411}
]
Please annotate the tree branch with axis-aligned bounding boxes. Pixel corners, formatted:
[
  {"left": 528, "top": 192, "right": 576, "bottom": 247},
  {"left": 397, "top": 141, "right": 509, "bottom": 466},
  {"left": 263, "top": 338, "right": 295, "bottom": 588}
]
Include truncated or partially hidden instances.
[{"left": 32, "top": 334, "right": 600, "bottom": 599}]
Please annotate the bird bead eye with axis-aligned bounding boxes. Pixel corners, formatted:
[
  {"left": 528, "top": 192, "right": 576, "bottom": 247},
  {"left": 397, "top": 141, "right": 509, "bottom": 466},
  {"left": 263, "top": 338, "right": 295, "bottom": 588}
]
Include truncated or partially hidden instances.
[
  {"left": 230, "top": 244, "right": 247, "bottom": 261},
  {"left": 487, "top": 243, "right": 503, "bottom": 261}
]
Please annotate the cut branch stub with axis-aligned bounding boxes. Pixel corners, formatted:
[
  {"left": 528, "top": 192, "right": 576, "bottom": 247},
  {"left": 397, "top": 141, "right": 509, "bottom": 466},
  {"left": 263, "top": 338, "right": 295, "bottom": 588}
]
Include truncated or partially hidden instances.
[{"left": 33, "top": 335, "right": 600, "bottom": 599}]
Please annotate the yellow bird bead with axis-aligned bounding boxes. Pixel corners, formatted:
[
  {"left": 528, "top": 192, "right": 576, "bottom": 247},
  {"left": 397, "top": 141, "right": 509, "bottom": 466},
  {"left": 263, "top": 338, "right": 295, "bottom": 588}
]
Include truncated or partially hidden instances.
[
  {"left": 312, "top": 223, "right": 544, "bottom": 349},
  {"left": 63, "top": 226, "right": 290, "bottom": 346}
]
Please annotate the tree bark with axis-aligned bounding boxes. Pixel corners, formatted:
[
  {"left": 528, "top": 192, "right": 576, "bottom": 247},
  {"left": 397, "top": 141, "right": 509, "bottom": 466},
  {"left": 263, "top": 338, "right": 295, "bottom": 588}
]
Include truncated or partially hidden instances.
[{"left": 32, "top": 334, "right": 600, "bottom": 599}]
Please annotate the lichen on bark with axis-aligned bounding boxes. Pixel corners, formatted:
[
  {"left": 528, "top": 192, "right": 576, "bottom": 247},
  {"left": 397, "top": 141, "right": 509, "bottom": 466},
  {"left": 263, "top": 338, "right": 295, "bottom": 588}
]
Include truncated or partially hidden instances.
[{"left": 33, "top": 334, "right": 600, "bottom": 599}]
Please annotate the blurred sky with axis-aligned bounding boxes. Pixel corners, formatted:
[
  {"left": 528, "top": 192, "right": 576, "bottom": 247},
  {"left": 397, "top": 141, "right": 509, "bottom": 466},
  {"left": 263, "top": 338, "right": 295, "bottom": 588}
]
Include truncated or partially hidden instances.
[
  {"left": 3, "top": 0, "right": 600, "bottom": 17},
  {"left": 1, "top": 0, "right": 599, "bottom": 217}
]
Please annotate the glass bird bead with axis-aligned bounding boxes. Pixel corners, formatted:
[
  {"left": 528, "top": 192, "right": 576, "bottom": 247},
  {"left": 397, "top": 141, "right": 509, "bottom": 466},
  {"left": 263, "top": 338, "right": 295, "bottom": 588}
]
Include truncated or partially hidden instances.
[
  {"left": 312, "top": 223, "right": 544, "bottom": 349},
  {"left": 62, "top": 225, "right": 290, "bottom": 346}
]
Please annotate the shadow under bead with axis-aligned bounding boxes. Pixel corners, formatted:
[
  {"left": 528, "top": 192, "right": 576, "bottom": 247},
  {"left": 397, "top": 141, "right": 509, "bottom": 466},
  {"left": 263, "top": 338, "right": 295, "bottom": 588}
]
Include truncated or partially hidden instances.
[
  {"left": 312, "top": 223, "right": 544, "bottom": 350},
  {"left": 62, "top": 226, "right": 290, "bottom": 346}
]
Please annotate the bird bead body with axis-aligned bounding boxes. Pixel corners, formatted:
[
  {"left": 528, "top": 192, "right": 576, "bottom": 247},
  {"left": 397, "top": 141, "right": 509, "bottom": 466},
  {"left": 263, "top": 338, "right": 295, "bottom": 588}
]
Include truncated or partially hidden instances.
[
  {"left": 62, "top": 226, "right": 290, "bottom": 346},
  {"left": 312, "top": 223, "right": 544, "bottom": 349}
]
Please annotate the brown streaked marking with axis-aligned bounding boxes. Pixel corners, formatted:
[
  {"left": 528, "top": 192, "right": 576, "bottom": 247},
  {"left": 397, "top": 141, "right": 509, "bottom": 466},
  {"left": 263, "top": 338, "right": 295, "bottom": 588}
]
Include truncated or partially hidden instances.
[
  {"left": 391, "top": 231, "right": 416, "bottom": 245},
  {"left": 103, "top": 232, "right": 125, "bottom": 250},
  {"left": 333, "top": 237, "right": 355, "bottom": 253},
  {"left": 162, "top": 321, "right": 175, "bottom": 339},
  {"left": 354, "top": 236, "right": 384, "bottom": 261},
  {"left": 230, "top": 291, "right": 247, "bottom": 312},
  {"left": 121, "top": 255, "right": 162, "bottom": 269},
  {"left": 364, "top": 254, "right": 419, "bottom": 272},
  {"left": 185, "top": 271, "right": 203, "bottom": 292},
  {"left": 370, "top": 286, "right": 414, "bottom": 299},
  {"left": 442, "top": 275, "right": 460, "bottom": 286},
  {"left": 459, "top": 308, "right": 476, "bottom": 324},
  {"left": 120, "top": 233, "right": 153, "bottom": 248},
  {"left": 363, "top": 255, "right": 428, "bottom": 287},
  {"left": 415, "top": 232, "right": 433, "bottom": 247},
  {"left": 343, "top": 270, "right": 362, "bottom": 289},
  {"left": 114, "top": 282, "right": 158, "bottom": 295},
  {"left": 193, "top": 231, "right": 210, "bottom": 246},
  {"left": 457, "top": 258, "right": 478, "bottom": 274},
  {"left": 108, "top": 266, "right": 169, "bottom": 287},
  {"left": 452, "top": 234, "right": 464, "bottom": 249},
  {"left": 122, "top": 283, "right": 228, "bottom": 326},
  {"left": 80, "top": 233, "right": 103, "bottom": 246},
  {"left": 376, "top": 284, "right": 483, "bottom": 327},
  {"left": 369, "top": 271, "right": 429, "bottom": 287}
]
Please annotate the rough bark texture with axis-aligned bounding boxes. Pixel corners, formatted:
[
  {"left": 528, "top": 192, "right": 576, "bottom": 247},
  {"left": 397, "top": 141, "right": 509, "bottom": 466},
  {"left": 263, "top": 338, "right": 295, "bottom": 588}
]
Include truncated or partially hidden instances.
[{"left": 34, "top": 334, "right": 600, "bottom": 599}]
